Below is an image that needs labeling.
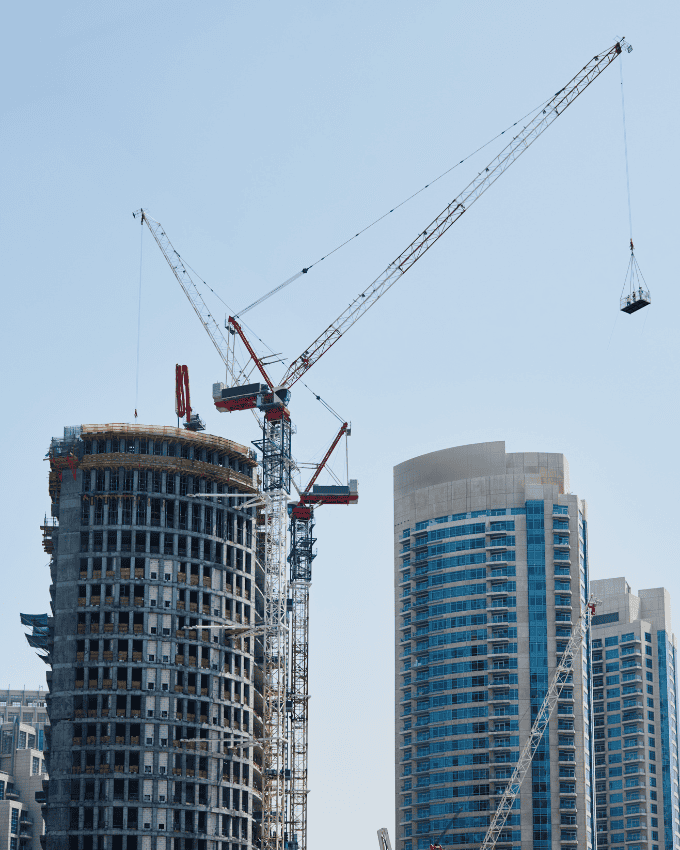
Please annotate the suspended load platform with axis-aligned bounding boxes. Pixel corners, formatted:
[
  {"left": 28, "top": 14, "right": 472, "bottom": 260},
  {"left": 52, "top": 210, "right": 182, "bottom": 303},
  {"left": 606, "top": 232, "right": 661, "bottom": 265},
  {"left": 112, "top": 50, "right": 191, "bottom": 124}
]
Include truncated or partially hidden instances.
[
  {"left": 620, "top": 240, "right": 650, "bottom": 314},
  {"left": 620, "top": 289, "right": 651, "bottom": 314}
]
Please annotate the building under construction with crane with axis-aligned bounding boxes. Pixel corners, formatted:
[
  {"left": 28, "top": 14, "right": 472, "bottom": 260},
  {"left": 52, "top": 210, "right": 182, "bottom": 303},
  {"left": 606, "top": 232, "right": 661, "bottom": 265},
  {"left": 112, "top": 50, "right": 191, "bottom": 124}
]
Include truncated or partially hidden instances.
[
  {"left": 28, "top": 423, "right": 265, "bottom": 850},
  {"left": 394, "top": 443, "right": 594, "bottom": 850},
  {"left": 21, "top": 32, "right": 658, "bottom": 850}
]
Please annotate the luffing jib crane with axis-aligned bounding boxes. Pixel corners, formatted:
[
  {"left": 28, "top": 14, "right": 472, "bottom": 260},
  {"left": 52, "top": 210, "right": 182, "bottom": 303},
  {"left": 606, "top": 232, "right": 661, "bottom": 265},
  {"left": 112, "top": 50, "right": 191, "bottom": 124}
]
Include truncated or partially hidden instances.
[{"left": 136, "top": 36, "right": 630, "bottom": 850}]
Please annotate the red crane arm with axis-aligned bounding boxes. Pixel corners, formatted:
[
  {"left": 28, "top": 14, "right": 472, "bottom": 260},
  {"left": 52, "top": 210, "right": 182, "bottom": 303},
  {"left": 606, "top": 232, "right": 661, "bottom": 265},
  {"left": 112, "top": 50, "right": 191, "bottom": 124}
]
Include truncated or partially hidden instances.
[
  {"left": 279, "top": 40, "right": 626, "bottom": 389},
  {"left": 227, "top": 316, "right": 276, "bottom": 389},
  {"left": 302, "top": 422, "right": 348, "bottom": 495}
]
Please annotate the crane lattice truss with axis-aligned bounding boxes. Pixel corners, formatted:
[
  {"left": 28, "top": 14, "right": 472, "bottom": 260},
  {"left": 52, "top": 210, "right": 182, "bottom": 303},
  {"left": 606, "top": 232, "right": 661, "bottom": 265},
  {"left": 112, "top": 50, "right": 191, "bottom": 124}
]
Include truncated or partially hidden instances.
[
  {"left": 259, "top": 490, "right": 290, "bottom": 850},
  {"left": 279, "top": 40, "right": 626, "bottom": 388},
  {"left": 134, "top": 211, "right": 250, "bottom": 387},
  {"left": 137, "top": 37, "right": 629, "bottom": 850},
  {"left": 478, "top": 598, "right": 599, "bottom": 850}
]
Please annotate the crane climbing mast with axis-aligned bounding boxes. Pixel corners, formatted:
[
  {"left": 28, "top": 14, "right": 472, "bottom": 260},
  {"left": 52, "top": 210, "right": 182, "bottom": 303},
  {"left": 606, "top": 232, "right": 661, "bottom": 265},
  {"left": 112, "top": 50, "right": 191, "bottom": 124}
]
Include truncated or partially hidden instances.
[{"left": 478, "top": 597, "right": 600, "bottom": 850}]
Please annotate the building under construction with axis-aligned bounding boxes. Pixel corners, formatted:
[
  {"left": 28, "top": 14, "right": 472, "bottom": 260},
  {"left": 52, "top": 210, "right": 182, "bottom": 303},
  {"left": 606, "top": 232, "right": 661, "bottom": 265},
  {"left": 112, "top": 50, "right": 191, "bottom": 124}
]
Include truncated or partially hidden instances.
[{"left": 27, "top": 423, "right": 264, "bottom": 850}]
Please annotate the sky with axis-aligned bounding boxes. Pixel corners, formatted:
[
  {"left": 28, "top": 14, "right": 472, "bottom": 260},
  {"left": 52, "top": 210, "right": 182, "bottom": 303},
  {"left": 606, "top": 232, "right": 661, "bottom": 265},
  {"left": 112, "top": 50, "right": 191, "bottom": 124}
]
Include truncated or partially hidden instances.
[{"left": 2, "top": 1, "right": 679, "bottom": 846}]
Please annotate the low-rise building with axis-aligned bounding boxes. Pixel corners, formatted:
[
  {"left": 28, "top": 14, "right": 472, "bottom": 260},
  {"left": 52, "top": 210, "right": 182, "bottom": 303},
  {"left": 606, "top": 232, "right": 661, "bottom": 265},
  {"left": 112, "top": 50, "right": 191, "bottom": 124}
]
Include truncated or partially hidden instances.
[{"left": 0, "top": 718, "right": 48, "bottom": 850}]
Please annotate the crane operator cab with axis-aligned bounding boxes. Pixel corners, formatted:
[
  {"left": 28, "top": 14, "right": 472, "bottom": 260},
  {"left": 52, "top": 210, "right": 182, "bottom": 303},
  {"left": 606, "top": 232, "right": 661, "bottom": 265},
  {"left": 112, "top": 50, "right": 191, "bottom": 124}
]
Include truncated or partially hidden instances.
[{"left": 620, "top": 240, "right": 651, "bottom": 314}]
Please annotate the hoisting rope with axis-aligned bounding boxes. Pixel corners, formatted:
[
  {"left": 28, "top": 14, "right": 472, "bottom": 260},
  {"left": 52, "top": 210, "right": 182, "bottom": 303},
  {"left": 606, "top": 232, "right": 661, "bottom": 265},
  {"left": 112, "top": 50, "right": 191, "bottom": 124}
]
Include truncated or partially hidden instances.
[
  {"left": 617, "top": 57, "right": 650, "bottom": 305},
  {"left": 619, "top": 58, "right": 634, "bottom": 247},
  {"left": 135, "top": 220, "right": 143, "bottom": 421},
  {"left": 233, "top": 91, "right": 557, "bottom": 318}
]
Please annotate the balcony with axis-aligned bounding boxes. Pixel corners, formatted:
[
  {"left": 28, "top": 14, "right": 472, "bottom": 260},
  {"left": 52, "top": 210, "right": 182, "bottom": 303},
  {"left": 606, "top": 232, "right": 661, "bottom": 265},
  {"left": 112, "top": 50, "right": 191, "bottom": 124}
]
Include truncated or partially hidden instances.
[
  {"left": 621, "top": 647, "right": 643, "bottom": 658},
  {"left": 490, "top": 692, "right": 512, "bottom": 704}
]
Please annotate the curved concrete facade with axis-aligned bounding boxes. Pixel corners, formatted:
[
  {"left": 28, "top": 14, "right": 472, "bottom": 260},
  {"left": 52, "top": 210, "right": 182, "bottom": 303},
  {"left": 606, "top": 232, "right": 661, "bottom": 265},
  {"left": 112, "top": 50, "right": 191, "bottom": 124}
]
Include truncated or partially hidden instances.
[{"left": 40, "top": 424, "right": 264, "bottom": 850}]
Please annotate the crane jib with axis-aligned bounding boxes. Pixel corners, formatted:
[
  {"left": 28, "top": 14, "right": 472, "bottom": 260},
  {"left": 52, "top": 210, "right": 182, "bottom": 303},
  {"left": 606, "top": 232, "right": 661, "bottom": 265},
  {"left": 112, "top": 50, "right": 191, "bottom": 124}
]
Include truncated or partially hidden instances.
[{"left": 280, "top": 40, "right": 626, "bottom": 390}]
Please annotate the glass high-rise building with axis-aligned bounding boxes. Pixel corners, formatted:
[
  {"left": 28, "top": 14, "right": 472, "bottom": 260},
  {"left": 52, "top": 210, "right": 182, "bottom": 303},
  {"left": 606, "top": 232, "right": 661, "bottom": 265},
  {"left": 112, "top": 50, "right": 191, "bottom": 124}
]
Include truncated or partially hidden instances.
[
  {"left": 589, "top": 578, "right": 680, "bottom": 850},
  {"left": 31, "top": 424, "right": 263, "bottom": 850},
  {"left": 393, "top": 442, "right": 593, "bottom": 850}
]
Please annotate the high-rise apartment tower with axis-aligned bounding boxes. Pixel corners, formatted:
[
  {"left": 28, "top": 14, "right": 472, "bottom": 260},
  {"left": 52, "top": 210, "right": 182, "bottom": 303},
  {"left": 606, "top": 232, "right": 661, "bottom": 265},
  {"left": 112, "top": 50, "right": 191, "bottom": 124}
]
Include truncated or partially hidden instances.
[
  {"left": 394, "top": 442, "right": 593, "bottom": 850},
  {"left": 590, "top": 578, "right": 680, "bottom": 850},
  {"left": 30, "top": 424, "right": 264, "bottom": 850}
]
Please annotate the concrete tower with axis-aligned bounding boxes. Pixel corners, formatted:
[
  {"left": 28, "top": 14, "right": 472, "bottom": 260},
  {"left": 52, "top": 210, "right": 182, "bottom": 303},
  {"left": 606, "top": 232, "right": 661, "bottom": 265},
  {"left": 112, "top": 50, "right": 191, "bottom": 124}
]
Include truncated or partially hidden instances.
[
  {"left": 393, "top": 442, "right": 593, "bottom": 850},
  {"left": 31, "top": 424, "right": 264, "bottom": 850},
  {"left": 589, "top": 578, "right": 680, "bottom": 850}
]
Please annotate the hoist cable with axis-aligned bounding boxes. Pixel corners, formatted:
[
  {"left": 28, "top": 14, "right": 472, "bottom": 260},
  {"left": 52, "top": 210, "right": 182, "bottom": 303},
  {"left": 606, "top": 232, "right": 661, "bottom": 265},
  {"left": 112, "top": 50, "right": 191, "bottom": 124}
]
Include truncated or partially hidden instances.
[
  {"left": 619, "top": 59, "right": 634, "bottom": 244},
  {"left": 233, "top": 92, "right": 556, "bottom": 318}
]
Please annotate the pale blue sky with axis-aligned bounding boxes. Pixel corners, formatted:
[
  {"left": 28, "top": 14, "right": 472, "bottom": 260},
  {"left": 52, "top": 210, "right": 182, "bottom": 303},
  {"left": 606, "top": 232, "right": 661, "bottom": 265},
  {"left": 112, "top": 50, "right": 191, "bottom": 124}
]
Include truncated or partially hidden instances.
[{"left": 2, "top": 1, "right": 679, "bottom": 845}]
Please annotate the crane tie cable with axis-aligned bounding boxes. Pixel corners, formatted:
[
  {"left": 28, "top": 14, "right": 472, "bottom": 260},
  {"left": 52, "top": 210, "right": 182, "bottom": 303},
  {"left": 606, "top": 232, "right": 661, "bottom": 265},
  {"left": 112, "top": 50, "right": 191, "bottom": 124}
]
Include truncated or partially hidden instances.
[{"left": 233, "top": 91, "right": 557, "bottom": 318}]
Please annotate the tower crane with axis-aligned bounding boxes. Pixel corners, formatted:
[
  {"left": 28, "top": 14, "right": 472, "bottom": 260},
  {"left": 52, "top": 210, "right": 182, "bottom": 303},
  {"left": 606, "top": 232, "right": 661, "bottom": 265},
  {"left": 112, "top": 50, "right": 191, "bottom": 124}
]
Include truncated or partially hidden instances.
[
  {"left": 378, "top": 598, "right": 600, "bottom": 850},
  {"left": 136, "top": 37, "right": 629, "bottom": 850}
]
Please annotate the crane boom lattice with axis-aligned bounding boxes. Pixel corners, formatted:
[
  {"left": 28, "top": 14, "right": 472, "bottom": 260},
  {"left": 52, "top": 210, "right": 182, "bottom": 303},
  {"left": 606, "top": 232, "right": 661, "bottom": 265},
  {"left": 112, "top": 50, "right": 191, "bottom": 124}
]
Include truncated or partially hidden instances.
[
  {"left": 259, "top": 491, "right": 290, "bottom": 850},
  {"left": 478, "top": 598, "right": 599, "bottom": 850},
  {"left": 134, "top": 210, "right": 250, "bottom": 390},
  {"left": 281, "top": 40, "right": 626, "bottom": 389}
]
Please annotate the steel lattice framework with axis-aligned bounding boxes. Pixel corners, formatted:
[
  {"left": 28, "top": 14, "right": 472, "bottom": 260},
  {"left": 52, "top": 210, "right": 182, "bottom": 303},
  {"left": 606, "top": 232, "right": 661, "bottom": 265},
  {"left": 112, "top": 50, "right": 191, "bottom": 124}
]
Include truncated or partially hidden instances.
[
  {"left": 260, "top": 490, "right": 290, "bottom": 850},
  {"left": 133, "top": 211, "right": 249, "bottom": 386},
  {"left": 287, "top": 581, "right": 310, "bottom": 850},
  {"left": 286, "top": 511, "right": 316, "bottom": 850},
  {"left": 478, "top": 597, "right": 600, "bottom": 850},
  {"left": 280, "top": 40, "right": 628, "bottom": 389}
]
